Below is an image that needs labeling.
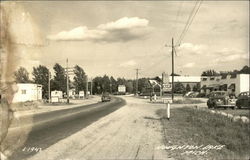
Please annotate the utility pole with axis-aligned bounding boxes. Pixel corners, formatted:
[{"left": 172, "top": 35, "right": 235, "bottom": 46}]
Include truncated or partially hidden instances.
[
  {"left": 171, "top": 38, "right": 174, "bottom": 101},
  {"left": 135, "top": 68, "right": 140, "bottom": 96},
  {"left": 110, "top": 83, "right": 112, "bottom": 94},
  {"left": 166, "top": 38, "right": 178, "bottom": 101},
  {"left": 48, "top": 71, "right": 51, "bottom": 103},
  {"left": 66, "top": 58, "right": 69, "bottom": 104},
  {"left": 90, "top": 77, "right": 93, "bottom": 95},
  {"left": 86, "top": 75, "right": 88, "bottom": 98}
]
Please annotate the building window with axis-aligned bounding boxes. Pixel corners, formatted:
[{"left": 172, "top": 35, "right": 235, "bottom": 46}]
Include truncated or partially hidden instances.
[
  {"left": 228, "top": 83, "right": 235, "bottom": 92},
  {"left": 221, "top": 74, "right": 227, "bottom": 79},
  {"left": 220, "top": 84, "right": 227, "bottom": 91},
  {"left": 210, "top": 77, "right": 215, "bottom": 80},
  {"left": 230, "top": 74, "right": 237, "bottom": 79},
  {"left": 21, "top": 90, "right": 26, "bottom": 94},
  {"left": 202, "top": 78, "right": 207, "bottom": 81}
]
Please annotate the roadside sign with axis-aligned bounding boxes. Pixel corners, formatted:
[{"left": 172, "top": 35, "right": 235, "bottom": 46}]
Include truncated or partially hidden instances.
[
  {"left": 162, "top": 98, "right": 173, "bottom": 104},
  {"left": 163, "top": 83, "right": 172, "bottom": 92},
  {"left": 51, "top": 97, "right": 59, "bottom": 103}
]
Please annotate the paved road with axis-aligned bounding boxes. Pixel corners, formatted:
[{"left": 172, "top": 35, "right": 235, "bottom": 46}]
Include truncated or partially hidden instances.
[{"left": 7, "top": 97, "right": 125, "bottom": 160}]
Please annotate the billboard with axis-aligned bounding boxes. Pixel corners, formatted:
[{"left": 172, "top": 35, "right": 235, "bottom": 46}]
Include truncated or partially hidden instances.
[{"left": 118, "top": 85, "right": 126, "bottom": 93}]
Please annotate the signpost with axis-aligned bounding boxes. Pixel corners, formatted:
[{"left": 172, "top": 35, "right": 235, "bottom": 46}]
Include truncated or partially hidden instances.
[{"left": 162, "top": 98, "right": 172, "bottom": 120}]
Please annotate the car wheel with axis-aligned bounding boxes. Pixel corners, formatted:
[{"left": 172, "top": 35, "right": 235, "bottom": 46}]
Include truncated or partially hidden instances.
[{"left": 213, "top": 103, "right": 217, "bottom": 109}]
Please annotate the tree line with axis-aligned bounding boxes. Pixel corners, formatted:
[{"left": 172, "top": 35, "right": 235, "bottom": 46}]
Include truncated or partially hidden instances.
[
  {"left": 13, "top": 64, "right": 155, "bottom": 98},
  {"left": 14, "top": 64, "right": 249, "bottom": 98},
  {"left": 201, "top": 65, "right": 250, "bottom": 76}
]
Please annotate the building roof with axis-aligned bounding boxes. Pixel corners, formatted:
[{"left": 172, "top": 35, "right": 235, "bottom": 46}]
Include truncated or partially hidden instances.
[{"left": 168, "top": 76, "right": 201, "bottom": 83}]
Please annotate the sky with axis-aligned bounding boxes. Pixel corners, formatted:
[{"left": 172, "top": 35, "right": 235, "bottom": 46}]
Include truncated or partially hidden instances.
[{"left": 2, "top": 1, "right": 249, "bottom": 79}]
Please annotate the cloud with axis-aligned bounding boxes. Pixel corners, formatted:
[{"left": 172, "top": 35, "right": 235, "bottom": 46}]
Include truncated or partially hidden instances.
[
  {"left": 97, "top": 17, "right": 149, "bottom": 30},
  {"left": 183, "top": 62, "right": 195, "bottom": 68},
  {"left": 47, "top": 17, "right": 149, "bottom": 42},
  {"left": 213, "top": 47, "right": 248, "bottom": 63},
  {"left": 119, "top": 60, "right": 137, "bottom": 67},
  {"left": 215, "top": 47, "right": 245, "bottom": 56},
  {"left": 47, "top": 26, "right": 108, "bottom": 41},
  {"left": 177, "top": 43, "right": 207, "bottom": 55},
  {"left": 212, "top": 19, "right": 245, "bottom": 33},
  {"left": 215, "top": 54, "right": 248, "bottom": 63}
]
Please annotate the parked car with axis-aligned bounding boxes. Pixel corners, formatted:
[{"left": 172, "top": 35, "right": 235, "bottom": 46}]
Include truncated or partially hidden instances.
[
  {"left": 196, "top": 92, "right": 206, "bottom": 98},
  {"left": 101, "top": 92, "right": 111, "bottom": 102},
  {"left": 207, "top": 91, "right": 236, "bottom": 109},
  {"left": 184, "top": 91, "right": 199, "bottom": 98},
  {"left": 236, "top": 91, "right": 250, "bottom": 109}
]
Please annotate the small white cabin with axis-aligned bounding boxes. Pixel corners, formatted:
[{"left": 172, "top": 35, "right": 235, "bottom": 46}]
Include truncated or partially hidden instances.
[{"left": 12, "top": 83, "right": 42, "bottom": 103}]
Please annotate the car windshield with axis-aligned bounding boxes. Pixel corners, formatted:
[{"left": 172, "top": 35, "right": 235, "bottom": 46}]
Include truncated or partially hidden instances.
[{"left": 103, "top": 92, "right": 109, "bottom": 96}]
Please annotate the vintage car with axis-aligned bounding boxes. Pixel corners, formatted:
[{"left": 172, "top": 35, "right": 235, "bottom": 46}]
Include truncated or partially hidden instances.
[
  {"left": 207, "top": 91, "right": 236, "bottom": 109},
  {"left": 101, "top": 92, "right": 111, "bottom": 102},
  {"left": 184, "top": 91, "right": 199, "bottom": 98},
  {"left": 236, "top": 91, "right": 250, "bottom": 109}
]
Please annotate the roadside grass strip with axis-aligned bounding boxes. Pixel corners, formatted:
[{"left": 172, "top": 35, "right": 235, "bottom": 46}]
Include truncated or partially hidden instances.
[
  {"left": 173, "top": 98, "right": 204, "bottom": 104},
  {"left": 156, "top": 107, "right": 250, "bottom": 160}
]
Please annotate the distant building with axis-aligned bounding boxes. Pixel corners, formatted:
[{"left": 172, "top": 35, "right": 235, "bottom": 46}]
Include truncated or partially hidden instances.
[
  {"left": 161, "top": 74, "right": 201, "bottom": 91},
  {"left": 168, "top": 76, "right": 201, "bottom": 89},
  {"left": 155, "top": 73, "right": 201, "bottom": 93},
  {"left": 51, "top": 90, "right": 63, "bottom": 102},
  {"left": 12, "top": 83, "right": 42, "bottom": 103},
  {"left": 200, "top": 74, "right": 249, "bottom": 96}
]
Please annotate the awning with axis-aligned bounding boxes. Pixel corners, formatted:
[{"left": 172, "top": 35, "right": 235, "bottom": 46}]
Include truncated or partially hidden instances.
[
  {"left": 228, "top": 83, "right": 235, "bottom": 89},
  {"left": 220, "top": 84, "right": 228, "bottom": 90},
  {"left": 207, "top": 84, "right": 220, "bottom": 89}
]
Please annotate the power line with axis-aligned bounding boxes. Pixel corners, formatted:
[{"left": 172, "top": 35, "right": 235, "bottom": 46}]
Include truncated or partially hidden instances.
[
  {"left": 173, "top": 1, "right": 184, "bottom": 38},
  {"left": 179, "top": 0, "right": 203, "bottom": 45},
  {"left": 176, "top": 0, "right": 199, "bottom": 45},
  {"left": 177, "top": 0, "right": 203, "bottom": 45}
]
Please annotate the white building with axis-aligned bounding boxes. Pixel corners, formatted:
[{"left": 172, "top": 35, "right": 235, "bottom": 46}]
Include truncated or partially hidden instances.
[
  {"left": 200, "top": 74, "right": 249, "bottom": 96},
  {"left": 13, "top": 83, "right": 42, "bottom": 103},
  {"left": 168, "top": 76, "right": 201, "bottom": 88},
  {"left": 69, "top": 89, "right": 76, "bottom": 98},
  {"left": 159, "top": 73, "right": 201, "bottom": 92}
]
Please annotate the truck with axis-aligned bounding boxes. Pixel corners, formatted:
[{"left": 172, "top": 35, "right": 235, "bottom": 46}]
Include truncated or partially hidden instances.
[{"left": 118, "top": 85, "right": 126, "bottom": 95}]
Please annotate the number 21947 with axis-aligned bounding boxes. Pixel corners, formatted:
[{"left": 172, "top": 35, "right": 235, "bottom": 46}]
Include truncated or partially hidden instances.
[{"left": 22, "top": 147, "right": 42, "bottom": 153}]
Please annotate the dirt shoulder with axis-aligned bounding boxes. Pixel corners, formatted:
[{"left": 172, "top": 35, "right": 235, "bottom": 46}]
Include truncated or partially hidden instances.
[{"left": 27, "top": 96, "right": 169, "bottom": 160}]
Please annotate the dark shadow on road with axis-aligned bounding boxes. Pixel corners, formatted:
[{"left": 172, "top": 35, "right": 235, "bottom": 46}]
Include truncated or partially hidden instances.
[{"left": 9, "top": 97, "right": 126, "bottom": 160}]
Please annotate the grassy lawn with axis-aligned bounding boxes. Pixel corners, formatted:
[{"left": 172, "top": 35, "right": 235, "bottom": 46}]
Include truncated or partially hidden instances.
[{"left": 156, "top": 107, "right": 250, "bottom": 160}]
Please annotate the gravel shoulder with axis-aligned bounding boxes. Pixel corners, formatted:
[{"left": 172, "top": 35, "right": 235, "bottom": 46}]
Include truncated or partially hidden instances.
[{"left": 27, "top": 96, "right": 169, "bottom": 160}]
